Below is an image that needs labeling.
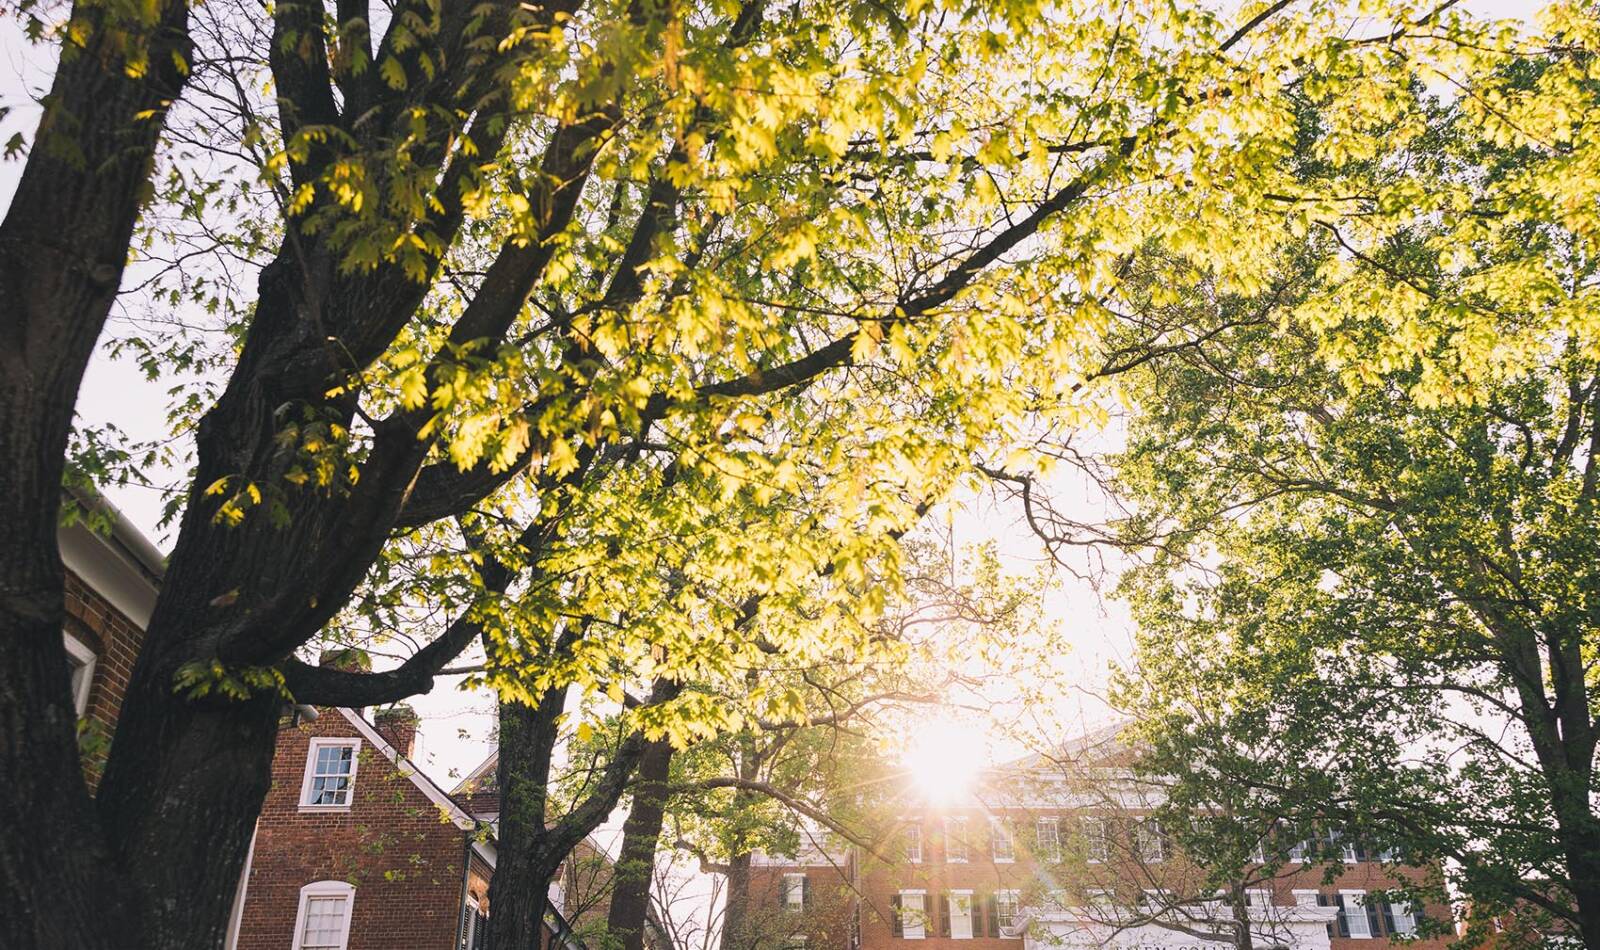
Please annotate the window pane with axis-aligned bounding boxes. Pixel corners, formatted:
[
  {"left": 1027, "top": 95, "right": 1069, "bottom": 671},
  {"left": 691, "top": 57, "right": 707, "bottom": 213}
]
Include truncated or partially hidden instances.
[
  {"left": 991, "top": 820, "right": 1014, "bottom": 861},
  {"left": 301, "top": 895, "right": 349, "bottom": 949},
  {"left": 307, "top": 743, "right": 356, "bottom": 805},
  {"left": 950, "top": 894, "right": 973, "bottom": 939}
]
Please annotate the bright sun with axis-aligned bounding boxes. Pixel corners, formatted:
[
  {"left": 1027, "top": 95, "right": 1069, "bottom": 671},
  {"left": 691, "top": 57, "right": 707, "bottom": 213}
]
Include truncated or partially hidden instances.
[{"left": 900, "top": 716, "right": 988, "bottom": 804}]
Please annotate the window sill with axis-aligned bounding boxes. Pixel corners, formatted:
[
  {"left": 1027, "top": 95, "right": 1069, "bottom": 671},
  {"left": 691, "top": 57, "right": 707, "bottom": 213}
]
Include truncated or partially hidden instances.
[{"left": 298, "top": 804, "right": 353, "bottom": 814}]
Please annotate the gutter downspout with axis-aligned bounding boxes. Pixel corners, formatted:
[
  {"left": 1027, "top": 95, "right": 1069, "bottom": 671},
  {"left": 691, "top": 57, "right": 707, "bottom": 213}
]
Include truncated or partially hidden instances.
[{"left": 456, "top": 834, "right": 473, "bottom": 950}]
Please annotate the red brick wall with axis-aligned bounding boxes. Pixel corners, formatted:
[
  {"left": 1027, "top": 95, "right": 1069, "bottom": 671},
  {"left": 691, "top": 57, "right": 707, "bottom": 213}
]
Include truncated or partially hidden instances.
[
  {"left": 835, "top": 804, "right": 1454, "bottom": 950},
  {"left": 63, "top": 569, "right": 147, "bottom": 783},
  {"left": 235, "top": 708, "right": 471, "bottom": 950},
  {"left": 746, "top": 859, "right": 858, "bottom": 950}
]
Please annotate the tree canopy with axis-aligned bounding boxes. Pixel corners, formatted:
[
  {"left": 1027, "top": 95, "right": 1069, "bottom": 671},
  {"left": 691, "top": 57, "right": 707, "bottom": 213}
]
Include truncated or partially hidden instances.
[{"left": 6, "top": 1, "right": 1599, "bottom": 949}]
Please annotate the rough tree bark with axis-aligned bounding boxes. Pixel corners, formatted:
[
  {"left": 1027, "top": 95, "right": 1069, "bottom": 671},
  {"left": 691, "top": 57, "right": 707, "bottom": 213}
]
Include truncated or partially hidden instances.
[
  {"left": 0, "top": 0, "right": 191, "bottom": 946},
  {"left": 606, "top": 737, "right": 677, "bottom": 950},
  {"left": 488, "top": 677, "right": 679, "bottom": 950}
]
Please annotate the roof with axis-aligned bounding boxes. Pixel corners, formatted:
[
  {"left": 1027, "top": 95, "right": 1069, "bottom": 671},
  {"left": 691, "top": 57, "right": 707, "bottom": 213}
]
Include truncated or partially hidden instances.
[
  {"left": 336, "top": 707, "right": 497, "bottom": 867},
  {"left": 997, "top": 720, "right": 1134, "bottom": 772}
]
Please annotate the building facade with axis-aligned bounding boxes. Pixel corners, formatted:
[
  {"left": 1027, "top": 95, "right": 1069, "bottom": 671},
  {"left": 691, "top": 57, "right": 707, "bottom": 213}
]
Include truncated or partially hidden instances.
[
  {"left": 225, "top": 704, "right": 504, "bottom": 950},
  {"left": 751, "top": 739, "right": 1452, "bottom": 950},
  {"left": 56, "top": 494, "right": 582, "bottom": 950}
]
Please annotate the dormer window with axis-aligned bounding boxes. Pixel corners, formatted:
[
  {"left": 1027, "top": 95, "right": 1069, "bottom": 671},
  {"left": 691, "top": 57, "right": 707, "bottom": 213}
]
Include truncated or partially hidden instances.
[{"left": 300, "top": 738, "right": 360, "bottom": 809}]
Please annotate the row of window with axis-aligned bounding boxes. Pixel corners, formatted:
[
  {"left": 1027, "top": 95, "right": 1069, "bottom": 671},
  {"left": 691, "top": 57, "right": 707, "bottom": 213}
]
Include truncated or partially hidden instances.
[
  {"left": 902, "top": 817, "right": 1168, "bottom": 865},
  {"left": 890, "top": 890, "right": 1021, "bottom": 939},
  {"left": 900, "top": 816, "right": 1407, "bottom": 869},
  {"left": 888, "top": 888, "right": 1423, "bottom": 941}
]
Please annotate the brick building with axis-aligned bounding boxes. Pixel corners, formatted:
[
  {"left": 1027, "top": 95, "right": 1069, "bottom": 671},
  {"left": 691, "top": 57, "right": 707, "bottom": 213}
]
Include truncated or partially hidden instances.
[
  {"left": 57, "top": 493, "right": 587, "bottom": 950},
  {"left": 223, "top": 703, "right": 520, "bottom": 950},
  {"left": 751, "top": 729, "right": 1453, "bottom": 950},
  {"left": 57, "top": 490, "right": 164, "bottom": 783}
]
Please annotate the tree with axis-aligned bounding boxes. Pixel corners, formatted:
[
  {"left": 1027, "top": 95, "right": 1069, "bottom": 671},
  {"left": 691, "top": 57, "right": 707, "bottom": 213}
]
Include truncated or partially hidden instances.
[
  {"left": 0, "top": 1, "right": 1522, "bottom": 948},
  {"left": 1102, "top": 181, "right": 1600, "bottom": 946}
]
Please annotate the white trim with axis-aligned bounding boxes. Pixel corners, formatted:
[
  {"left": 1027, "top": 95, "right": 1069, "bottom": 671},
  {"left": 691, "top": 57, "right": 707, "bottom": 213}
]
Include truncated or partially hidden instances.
[
  {"left": 1036, "top": 816, "right": 1062, "bottom": 863},
  {"left": 57, "top": 516, "right": 160, "bottom": 629},
  {"left": 224, "top": 822, "right": 258, "bottom": 950},
  {"left": 783, "top": 872, "right": 806, "bottom": 911},
  {"left": 336, "top": 708, "right": 485, "bottom": 836},
  {"left": 299, "top": 737, "right": 361, "bottom": 811},
  {"left": 995, "top": 890, "right": 1022, "bottom": 934},
  {"left": 990, "top": 817, "right": 1015, "bottom": 863},
  {"left": 291, "top": 880, "right": 356, "bottom": 950},
  {"left": 944, "top": 816, "right": 969, "bottom": 863},
  {"left": 1081, "top": 816, "right": 1108, "bottom": 864},
  {"left": 899, "top": 889, "right": 928, "bottom": 940},
  {"left": 62, "top": 630, "right": 96, "bottom": 717},
  {"left": 1340, "top": 889, "right": 1373, "bottom": 939},
  {"left": 903, "top": 819, "right": 923, "bottom": 864},
  {"left": 948, "top": 889, "right": 975, "bottom": 940}
]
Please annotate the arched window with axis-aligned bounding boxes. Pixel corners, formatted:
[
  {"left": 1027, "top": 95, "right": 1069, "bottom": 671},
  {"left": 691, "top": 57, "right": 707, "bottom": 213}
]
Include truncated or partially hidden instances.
[{"left": 292, "top": 880, "right": 355, "bottom": 950}]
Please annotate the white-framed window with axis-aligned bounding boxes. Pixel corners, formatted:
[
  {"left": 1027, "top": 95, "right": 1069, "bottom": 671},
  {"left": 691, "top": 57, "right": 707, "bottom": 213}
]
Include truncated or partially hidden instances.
[
  {"left": 995, "top": 890, "right": 1021, "bottom": 933},
  {"left": 1035, "top": 816, "right": 1061, "bottom": 862},
  {"left": 299, "top": 738, "right": 361, "bottom": 809},
  {"left": 991, "top": 817, "right": 1014, "bottom": 862},
  {"left": 1245, "top": 888, "right": 1272, "bottom": 909},
  {"left": 1329, "top": 828, "right": 1360, "bottom": 863},
  {"left": 1288, "top": 836, "right": 1309, "bottom": 863},
  {"left": 1340, "top": 890, "right": 1373, "bottom": 939},
  {"left": 784, "top": 873, "right": 806, "bottom": 912},
  {"left": 904, "top": 820, "right": 923, "bottom": 863},
  {"left": 1135, "top": 819, "right": 1167, "bottom": 863},
  {"left": 945, "top": 816, "right": 969, "bottom": 863},
  {"left": 1292, "top": 889, "right": 1319, "bottom": 908},
  {"left": 948, "top": 890, "right": 974, "bottom": 939},
  {"left": 1389, "top": 901, "right": 1418, "bottom": 936},
  {"left": 293, "top": 880, "right": 355, "bottom": 950},
  {"left": 899, "top": 889, "right": 927, "bottom": 940},
  {"left": 1082, "top": 817, "right": 1110, "bottom": 864},
  {"left": 63, "top": 631, "right": 96, "bottom": 718}
]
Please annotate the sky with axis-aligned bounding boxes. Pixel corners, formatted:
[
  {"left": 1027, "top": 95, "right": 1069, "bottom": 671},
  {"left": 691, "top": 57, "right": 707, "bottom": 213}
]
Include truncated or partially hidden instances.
[{"left": 0, "top": 0, "right": 1543, "bottom": 797}]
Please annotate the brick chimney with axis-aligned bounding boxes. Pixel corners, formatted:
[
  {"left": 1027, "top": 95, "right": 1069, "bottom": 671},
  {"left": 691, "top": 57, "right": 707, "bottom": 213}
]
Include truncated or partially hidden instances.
[{"left": 374, "top": 704, "right": 420, "bottom": 759}]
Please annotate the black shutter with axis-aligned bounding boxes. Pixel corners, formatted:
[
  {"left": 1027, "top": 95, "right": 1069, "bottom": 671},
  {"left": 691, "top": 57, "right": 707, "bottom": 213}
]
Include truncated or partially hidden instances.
[
  {"left": 939, "top": 892, "right": 950, "bottom": 936},
  {"left": 803, "top": 876, "right": 812, "bottom": 909},
  {"left": 892, "top": 895, "right": 903, "bottom": 937},
  {"left": 971, "top": 895, "right": 982, "bottom": 938},
  {"left": 472, "top": 909, "right": 490, "bottom": 950},
  {"left": 1365, "top": 900, "right": 1382, "bottom": 937},
  {"left": 459, "top": 899, "right": 473, "bottom": 950},
  {"left": 1335, "top": 896, "right": 1351, "bottom": 938},
  {"left": 1381, "top": 901, "right": 1396, "bottom": 937},
  {"left": 986, "top": 895, "right": 999, "bottom": 937}
]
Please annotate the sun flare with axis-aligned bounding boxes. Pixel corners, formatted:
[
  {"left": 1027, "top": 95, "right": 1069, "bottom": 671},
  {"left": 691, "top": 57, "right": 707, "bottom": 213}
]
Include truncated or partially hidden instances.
[{"left": 900, "top": 716, "right": 987, "bottom": 804}]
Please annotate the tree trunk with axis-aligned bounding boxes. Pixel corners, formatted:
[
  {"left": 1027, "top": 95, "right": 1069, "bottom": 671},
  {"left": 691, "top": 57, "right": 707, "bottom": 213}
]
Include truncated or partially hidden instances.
[
  {"left": 0, "top": 1, "right": 190, "bottom": 946},
  {"left": 607, "top": 738, "right": 676, "bottom": 950},
  {"left": 488, "top": 694, "right": 567, "bottom": 950},
  {"left": 719, "top": 852, "right": 753, "bottom": 950}
]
